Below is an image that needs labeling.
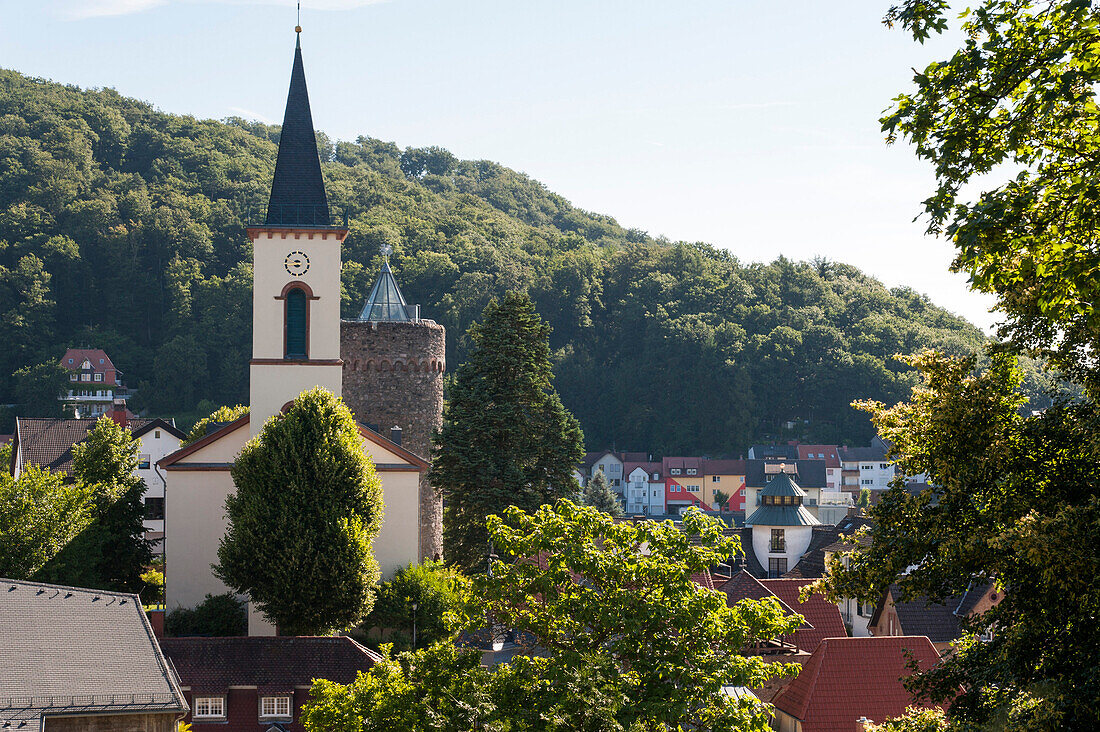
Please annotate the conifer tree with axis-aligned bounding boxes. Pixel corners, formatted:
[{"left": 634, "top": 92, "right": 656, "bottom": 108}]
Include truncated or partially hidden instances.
[
  {"left": 581, "top": 471, "right": 623, "bottom": 517},
  {"left": 215, "top": 388, "right": 383, "bottom": 635},
  {"left": 431, "top": 292, "right": 585, "bottom": 571}
]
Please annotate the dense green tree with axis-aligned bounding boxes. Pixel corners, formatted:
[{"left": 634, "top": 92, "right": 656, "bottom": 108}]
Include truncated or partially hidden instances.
[
  {"left": 302, "top": 502, "right": 800, "bottom": 731},
  {"left": 181, "top": 403, "right": 249, "bottom": 446},
  {"left": 215, "top": 387, "right": 383, "bottom": 635},
  {"left": 882, "top": 0, "right": 1100, "bottom": 396},
  {"left": 580, "top": 471, "right": 623, "bottom": 518},
  {"left": 12, "top": 360, "right": 69, "bottom": 417},
  {"left": 35, "top": 416, "right": 152, "bottom": 592},
  {"left": 816, "top": 352, "right": 1100, "bottom": 729},
  {"left": 165, "top": 592, "right": 247, "bottom": 637},
  {"left": 713, "top": 488, "right": 730, "bottom": 512},
  {"left": 0, "top": 444, "right": 94, "bottom": 579},
  {"left": 431, "top": 292, "right": 585, "bottom": 571},
  {"left": 358, "top": 560, "right": 470, "bottom": 651}
]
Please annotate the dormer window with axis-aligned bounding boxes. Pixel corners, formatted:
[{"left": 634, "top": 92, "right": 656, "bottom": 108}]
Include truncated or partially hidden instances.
[
  {"left": 670, "top": 468, "right": 681, "bottom": 476},
  {"left": 686, "top": 468, "right": 697, "bottom": 476}
]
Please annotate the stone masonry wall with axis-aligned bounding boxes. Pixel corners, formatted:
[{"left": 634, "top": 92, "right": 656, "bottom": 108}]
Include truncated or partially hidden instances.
[{"left": 341, "top": 319, "right": 445, "bottom": 561}]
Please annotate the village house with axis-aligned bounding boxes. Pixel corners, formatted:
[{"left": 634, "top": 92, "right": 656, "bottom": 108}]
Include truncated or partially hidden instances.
[
  {"left": 0, "top": 578, "right": 188, "bottom": 731},
  {"left": 9, "top": 411, "right": 185, "bottom": 552},
  {"left": 869, "top": 581, "right": 1001, "bottom": 654},
  {"left": 160, "top": 636, "right": 379, "bottom": 731},
  {"left": 59, "top": 348, "right": 128, "bottom": 417}
]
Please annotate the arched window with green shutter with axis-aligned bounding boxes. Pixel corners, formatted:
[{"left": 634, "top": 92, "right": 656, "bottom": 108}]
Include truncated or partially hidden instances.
[{"left": 285, "top": 288, "right": 307, "bottom": 358}]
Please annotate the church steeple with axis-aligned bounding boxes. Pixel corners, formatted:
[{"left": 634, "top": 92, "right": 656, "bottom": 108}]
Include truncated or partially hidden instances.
[{"left": 266, "top": 29, "right": 330, "bottom": 227}]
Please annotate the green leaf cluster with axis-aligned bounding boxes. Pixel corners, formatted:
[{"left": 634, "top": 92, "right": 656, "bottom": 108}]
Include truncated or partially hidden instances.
[
  {"left": 302, "top": 502, "right": 800, "bottom": 731},
  {"left": 33, "top": 415, "right": 152, "bottom": 592},
  {"left": 882, "top": 0, "right": 1100, "bottom": 395},
  {"left": 214, "top": 387, "right": 383, "bottom": 636},
  {"left": 431, "top": 292, "right": 585, "bottom": 571},
  {"left": 165, "top": 592, "right": 247, "bottom": 637},
  {"left": 357, "top": 560, "right": 471, "bottom": 651},
  {"left": 815, "top": 351, "right": 1100, "bottom": 729}
]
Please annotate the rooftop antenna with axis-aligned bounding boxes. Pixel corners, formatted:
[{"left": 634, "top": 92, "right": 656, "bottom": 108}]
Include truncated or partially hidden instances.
[{"left": 296, "top": 3, "right": 302, "bottom": 45}]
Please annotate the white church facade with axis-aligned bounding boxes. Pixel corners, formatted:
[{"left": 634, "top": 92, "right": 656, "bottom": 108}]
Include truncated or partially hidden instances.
[{"left": 159, "top": 29, "right": 428, "bottom": 635}]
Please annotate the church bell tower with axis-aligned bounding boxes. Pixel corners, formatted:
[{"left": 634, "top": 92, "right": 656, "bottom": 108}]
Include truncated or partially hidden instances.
[{"left": 247, "top": 28, "right": 347, "bottom": 435}]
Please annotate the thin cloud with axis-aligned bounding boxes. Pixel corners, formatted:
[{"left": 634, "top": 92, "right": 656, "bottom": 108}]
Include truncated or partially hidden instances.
[
  {"left": 57, "top": 0, "right": 166, "bottom": 20},
  {"left": 228, "top": 107, "right": 275, "bottom": 124}
]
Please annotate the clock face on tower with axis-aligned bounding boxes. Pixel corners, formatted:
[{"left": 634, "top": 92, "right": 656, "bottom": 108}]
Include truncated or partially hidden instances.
[{"left": 284, "top": 250, "right": 310, "bottom": 277}]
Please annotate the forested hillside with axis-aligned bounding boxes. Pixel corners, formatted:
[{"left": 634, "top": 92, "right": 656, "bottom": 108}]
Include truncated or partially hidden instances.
[{"left": 0, "top": 69, "right": 1059, "bottom": 453}]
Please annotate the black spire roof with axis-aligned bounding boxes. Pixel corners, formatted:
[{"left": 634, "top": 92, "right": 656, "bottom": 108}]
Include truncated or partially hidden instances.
[{"left": 265, "top": 33, "right": 330, "bottom": 227}]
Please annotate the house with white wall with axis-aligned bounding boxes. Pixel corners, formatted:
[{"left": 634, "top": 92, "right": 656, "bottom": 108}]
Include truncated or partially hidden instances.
[{"left": 624, "top": 461, "right": 664, "bottom": 515}]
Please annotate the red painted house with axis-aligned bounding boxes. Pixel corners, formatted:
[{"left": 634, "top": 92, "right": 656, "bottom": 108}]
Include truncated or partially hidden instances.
[{"left": 160, "top": 636, "right": 380, "bottom": 731}]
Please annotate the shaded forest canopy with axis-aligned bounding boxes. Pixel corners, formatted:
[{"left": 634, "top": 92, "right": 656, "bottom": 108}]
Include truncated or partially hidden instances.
[{"left": 0, "top": 69, "right": 1060, "bottom": 454}]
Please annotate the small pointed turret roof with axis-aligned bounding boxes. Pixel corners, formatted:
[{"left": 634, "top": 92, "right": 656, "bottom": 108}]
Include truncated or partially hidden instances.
[
  {"left": 359, "top": 257, "right": 413, "bottom": 322},
  {"left": 266, "top": 30, "right": 330, "bottom": 227},
  {"left": 760, "top": 472, "right": 807, "bottom": 498}
]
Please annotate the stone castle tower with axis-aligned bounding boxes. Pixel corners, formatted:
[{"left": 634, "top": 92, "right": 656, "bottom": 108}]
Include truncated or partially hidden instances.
[{"left": 341, "top": 253, "right": 445, "bottom": 561}]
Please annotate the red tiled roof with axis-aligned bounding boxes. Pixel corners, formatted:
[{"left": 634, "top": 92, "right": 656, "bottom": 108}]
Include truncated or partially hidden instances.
[
  {"left": 762, "top": 578, "right": 847, "bottom": 654},
  {"left": 721, "top": 572, "right": 804, "bottom": 619},
  {"left": 623, "top": 461, "right": 662, "bottom": 479},
  {"left": 773, "top": 636, "right": 941, "bottom": 732},
  {"left": 797, "top": 445, "right": 841, "bottom": 468},
  {"left": 159, "top": 636, "right": 380, "bottom": 693},
  {"left": 60, "top": 348, "right": 121, "bottom": 385},
  {"left": 663, "top": 456, "right": 702, "bottom": 471}
]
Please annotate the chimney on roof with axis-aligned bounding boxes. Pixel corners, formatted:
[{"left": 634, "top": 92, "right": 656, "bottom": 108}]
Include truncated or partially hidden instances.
[
  {"left": 109, "top": 399, "right": 128, "bottom": 430},
  {"left": 390, "top": 425, "right": 402, "bottom": 446}
]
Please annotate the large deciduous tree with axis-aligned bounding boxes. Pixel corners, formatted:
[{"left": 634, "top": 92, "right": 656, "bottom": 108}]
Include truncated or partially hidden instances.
[
  {"left": 817, "top": 351, "right": 1100, "bottom": 729},
  {"left": 35, "top": 416, "right": 152, "bottom": 592},
  {"left": 824, "top": 3, "right": 1100, "bottom": 728},
  {"left": 303, "top": 502, "right": 799, "bottom": 731},
  {"left": 882, "top": 0, "right": 1100, "bottom": 395},
  {"left": 431, "top": 292, "right": 585, "bottom": 571},
  {"left": 0, "top": 443, "right": 94, "bottom": 579},
  {"left": 215, "top": 388, "right": 383, "bottom": 635}
]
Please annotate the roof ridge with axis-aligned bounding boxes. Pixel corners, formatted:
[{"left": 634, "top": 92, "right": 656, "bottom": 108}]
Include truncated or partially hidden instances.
[{"left": 0, "top": 577, "right": 140, "bottom": 601}]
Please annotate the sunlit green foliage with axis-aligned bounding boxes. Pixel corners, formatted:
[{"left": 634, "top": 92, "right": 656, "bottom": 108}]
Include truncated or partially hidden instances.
[{"left": 303, "top": 502, "right": 800, "bottom": 731}]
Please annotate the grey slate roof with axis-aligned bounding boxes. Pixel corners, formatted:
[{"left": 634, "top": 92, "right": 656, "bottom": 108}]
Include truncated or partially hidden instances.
[
  {"left": 760, "top": 472, "right": 806, "bottom": 498},
  {"left": 745, "top": 459, "right": 827, "bottom": 489},
  {"left": 839, "top": 444, "right": 888, "bottom": 462},
  {"left": 745, "top": 503, "right": 820, "bottom": 527},
  {"left": 359, "top": 261, "right": 413, "bottom": 321},
  {"left": 265, "top": 34, "right": 330, "bottom": 227},
  {"left": 0, "top": 579, "right": 187, "bottom": 725},
  {"left": 749, "top": 445, "right": 799, "bottom": 460}
]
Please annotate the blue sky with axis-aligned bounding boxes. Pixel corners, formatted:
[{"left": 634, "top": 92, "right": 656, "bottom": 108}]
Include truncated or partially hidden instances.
[{"left": 4, "top": 0, "right": 998, "bottom": 331}]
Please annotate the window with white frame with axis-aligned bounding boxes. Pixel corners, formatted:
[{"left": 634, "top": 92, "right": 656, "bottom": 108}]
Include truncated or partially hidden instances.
[
  {"left": 711, "top": 475, "right": 720, "bottom": 482},
  {"left": 260, "top": 696, "right": 292, "bottom": 719},
  {"left": 670, "top": 468, "right": 681, "bottom": 475},
  {"left": 137, "top": 454, "right": 151, "bottom": 470},
  {"left": 193, "top": 697, "right": 225, "bottom": 719},
  {"left": 861, "top": 479, "right": 873, "bottom": 485},
  {"left": 94, "top": 372, "right": 103, "bottom": 382},
  {"left": 861, "top": 464, "right": 873, "bottom": 470},
  {"left": 686, "top": 468, "right": 697, "bottom": 475}
]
